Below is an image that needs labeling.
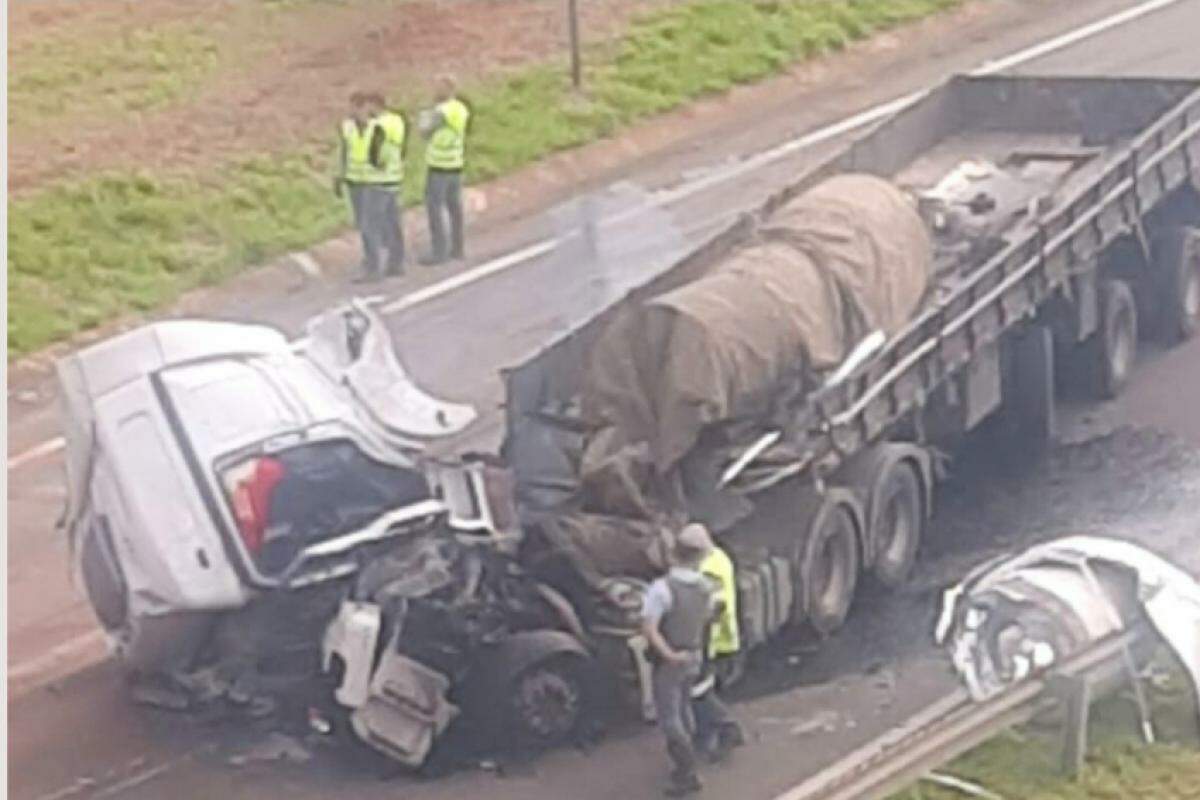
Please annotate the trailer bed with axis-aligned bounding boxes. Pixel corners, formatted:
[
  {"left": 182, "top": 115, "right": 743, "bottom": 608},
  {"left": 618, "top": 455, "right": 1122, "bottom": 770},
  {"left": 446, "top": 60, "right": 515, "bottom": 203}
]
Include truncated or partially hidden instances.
[{"left": 501, "top": 74, "right": 1200, "bottom": 502}]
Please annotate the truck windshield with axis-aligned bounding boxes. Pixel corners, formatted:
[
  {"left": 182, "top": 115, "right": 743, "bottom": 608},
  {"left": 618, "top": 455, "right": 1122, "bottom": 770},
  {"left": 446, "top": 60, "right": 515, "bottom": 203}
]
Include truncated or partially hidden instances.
[{"left": 220, "top": 439, "right": 430, "bottom": 576}]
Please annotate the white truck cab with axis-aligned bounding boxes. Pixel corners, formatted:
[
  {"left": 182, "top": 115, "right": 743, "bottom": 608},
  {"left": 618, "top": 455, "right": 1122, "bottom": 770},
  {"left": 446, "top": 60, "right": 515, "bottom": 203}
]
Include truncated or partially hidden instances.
[{"left": 57, "top": 302, "right": 482, "bottom": 673}]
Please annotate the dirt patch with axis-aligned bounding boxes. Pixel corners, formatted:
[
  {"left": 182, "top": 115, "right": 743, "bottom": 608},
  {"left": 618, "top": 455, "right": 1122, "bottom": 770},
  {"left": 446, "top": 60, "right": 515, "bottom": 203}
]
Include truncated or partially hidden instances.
[{"left": 8, "top": 0, "right": 668, "bottom": 194}]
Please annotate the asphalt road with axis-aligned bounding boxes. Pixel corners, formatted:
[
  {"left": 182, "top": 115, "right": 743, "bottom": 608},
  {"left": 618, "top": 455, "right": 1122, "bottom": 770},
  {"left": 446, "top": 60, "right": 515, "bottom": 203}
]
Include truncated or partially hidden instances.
[{"left": 7, "top": 0, "right": 1200, "bottom": 798}]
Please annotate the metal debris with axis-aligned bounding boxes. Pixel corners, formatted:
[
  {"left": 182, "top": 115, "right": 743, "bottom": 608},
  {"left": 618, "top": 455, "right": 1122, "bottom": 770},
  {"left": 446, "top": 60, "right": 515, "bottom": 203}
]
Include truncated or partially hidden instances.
[{"left": 923, "top": 771, "right": 1006, "bottom": 799}]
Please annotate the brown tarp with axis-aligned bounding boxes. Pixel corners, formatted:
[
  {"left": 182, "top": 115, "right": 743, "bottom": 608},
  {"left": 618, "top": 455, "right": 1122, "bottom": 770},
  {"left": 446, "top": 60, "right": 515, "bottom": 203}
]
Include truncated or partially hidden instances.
[{"left": 583, "top": 174, "right": 932, "bottom": 473}]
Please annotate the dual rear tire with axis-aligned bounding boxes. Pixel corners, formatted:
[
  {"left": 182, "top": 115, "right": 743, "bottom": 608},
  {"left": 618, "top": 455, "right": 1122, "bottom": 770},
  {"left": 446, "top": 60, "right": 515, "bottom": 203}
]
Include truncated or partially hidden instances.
[{"left": 789, "top": 457, "right": 925, "bottom": 636}]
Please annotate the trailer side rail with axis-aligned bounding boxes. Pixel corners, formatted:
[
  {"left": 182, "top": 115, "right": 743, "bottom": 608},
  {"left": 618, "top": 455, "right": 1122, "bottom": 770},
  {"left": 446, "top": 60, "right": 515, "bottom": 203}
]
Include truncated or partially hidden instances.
[{"left": 797, "top": 86, "right": 1200, "bottom": 468}]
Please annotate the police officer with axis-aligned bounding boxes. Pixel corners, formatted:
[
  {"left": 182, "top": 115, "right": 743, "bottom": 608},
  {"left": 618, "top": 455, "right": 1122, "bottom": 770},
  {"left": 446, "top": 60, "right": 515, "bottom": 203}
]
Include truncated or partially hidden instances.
[
  {"left": 641, "top": 523, "right": 718, "bottom": 797},
  {"left": 334, "top": 91, "right": 407, "bottom": 282},
  {"left": 419, "top": 75, "right": 470, "bottom": 266}
]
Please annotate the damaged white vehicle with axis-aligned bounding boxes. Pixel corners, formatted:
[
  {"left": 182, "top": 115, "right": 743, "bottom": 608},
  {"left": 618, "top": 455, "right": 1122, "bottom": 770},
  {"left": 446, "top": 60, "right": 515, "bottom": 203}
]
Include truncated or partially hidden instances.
[
  {"left": 57, "top": 302, "right": 597, "bottom": 763},
  {"left": 936, "top": 535, "right": 1200, "bottom": 726}
]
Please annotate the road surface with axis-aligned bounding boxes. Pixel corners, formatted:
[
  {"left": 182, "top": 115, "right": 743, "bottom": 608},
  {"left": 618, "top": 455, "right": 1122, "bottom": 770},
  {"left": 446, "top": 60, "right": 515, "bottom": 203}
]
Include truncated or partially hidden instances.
[{"left": 7, "top": 0, "right": 1200, "bottom": 797}]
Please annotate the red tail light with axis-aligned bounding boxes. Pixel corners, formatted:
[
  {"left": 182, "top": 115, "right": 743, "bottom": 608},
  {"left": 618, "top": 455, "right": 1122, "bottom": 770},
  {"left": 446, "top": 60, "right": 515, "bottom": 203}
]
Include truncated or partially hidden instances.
[{"left": 228, "top": 457, "right": 285, "bottom": 555}]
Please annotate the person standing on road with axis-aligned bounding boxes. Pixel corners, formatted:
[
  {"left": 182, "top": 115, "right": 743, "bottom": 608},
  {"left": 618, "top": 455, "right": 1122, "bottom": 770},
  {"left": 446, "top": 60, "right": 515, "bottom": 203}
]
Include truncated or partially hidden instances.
[
  {"left": 418, "top": 75, "right": 471, "bottom": 266},
  {"left": 692, "top": 543, "right": 745, "bottom": 762},
  {"left": 334, "top": 91, "right": 408, "bottom": 282},
  {"left": 642, "top": 523, "right": 719, "bottom": 797}
]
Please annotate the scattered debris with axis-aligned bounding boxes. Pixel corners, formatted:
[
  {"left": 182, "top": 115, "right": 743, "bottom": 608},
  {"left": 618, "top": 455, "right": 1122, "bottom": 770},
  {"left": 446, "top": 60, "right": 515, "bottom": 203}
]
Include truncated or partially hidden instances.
[
  {"left": 130, "top": 681, "right": 191, "bottom": 712},
  {"left": 778, "top": 710, "right": 841, "bottom": 737},
  {"left": 923, "top": 771, "right": 1006, "bottom": 799},
  {"left": 228, "top": 733, "right": 313, "bottom": 767}
]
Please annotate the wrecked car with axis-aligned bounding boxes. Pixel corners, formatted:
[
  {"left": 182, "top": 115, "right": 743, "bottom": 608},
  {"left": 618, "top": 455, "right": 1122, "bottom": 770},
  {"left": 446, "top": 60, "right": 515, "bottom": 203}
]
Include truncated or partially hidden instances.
[
  {"left": 56, "top": 301, "right": 601, "bottom": 762},
  {"left": 936, "top": 535, "right": 1200, "bottom": 722}
]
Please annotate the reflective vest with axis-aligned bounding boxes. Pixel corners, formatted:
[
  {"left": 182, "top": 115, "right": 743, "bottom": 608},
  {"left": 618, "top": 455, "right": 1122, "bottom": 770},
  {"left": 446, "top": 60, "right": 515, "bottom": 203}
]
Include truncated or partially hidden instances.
[
  {"left": 340, "top": 112, "right": 405, "bottom": 185},
  {"left": 701, "top": 547, "right": 740, "bottom": 658},
  {"left": 372, "top": 111, "right": 406, "bottom": 183},
  {"left": 425, "top": 97, "right": 469, "bottom": 171}
]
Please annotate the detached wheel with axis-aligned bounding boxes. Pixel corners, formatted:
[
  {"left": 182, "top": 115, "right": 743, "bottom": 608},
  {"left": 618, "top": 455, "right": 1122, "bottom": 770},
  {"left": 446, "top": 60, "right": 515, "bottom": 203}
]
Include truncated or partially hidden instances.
[
  {"left": 1089, "top": 279, "right": 1138, "bottom": 400},
  {"left": 1154, "top": 227, "right": 1200, "bottom": 343},
  {"left": 507, "top": 655, "right": 589, "bottom": 749},
  {"left": 871, "top": 462, "right": 924, "bottom": 589},
  {"left": 793, "top": 496, "right": 860, "bottom": 636}
]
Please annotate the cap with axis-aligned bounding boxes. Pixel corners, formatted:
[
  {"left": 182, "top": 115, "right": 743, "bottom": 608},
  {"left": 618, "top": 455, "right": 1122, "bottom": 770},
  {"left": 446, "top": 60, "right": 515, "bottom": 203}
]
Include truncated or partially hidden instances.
[{"left": 676, "top": 523, "right": 714, "bottom": 556}]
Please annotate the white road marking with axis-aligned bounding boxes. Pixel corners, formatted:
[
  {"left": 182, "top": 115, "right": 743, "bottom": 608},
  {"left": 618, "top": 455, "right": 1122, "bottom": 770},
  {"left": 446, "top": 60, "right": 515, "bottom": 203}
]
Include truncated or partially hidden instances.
[
  {"left": 5, "top": 0, "right": 1183, "bottom": 490},
  {"left": 969, "top": 0, "right": 1182, "bottom": 76},
  {"left": 380, "top": 239, "right": 557, "bottom": 314},
  {"left": 8, "top": 436, "right": 67, "bottom": 470},
  {"left": 8, "top": 629, "right": 107, "bottom": 685}
]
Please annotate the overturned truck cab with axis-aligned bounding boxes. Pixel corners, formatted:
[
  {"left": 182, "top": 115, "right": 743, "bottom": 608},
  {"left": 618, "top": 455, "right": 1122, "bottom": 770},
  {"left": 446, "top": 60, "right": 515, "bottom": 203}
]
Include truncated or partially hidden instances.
[{"left": 56, "top": 301, "right": 598, "bottom": 766}]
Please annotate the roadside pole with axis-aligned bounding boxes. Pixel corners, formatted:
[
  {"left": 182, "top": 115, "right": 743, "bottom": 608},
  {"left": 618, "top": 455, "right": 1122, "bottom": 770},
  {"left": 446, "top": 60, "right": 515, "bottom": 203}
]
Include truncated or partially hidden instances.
[{"left": 568, "top": 0, "right": 582, "bottom": 88}]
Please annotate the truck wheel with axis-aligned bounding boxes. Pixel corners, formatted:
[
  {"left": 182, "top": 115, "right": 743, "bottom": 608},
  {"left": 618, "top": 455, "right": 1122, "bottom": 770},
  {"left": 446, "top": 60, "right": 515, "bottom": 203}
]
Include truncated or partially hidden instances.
[
  {"left": 1089, "top": 279, "right": 1138, "bottom": 400},
  {"left": 793, "top": 499, "right": 860, "bottom": 636},
  {"left": 1153, "top": 227, "right": 1200, "bottom": 343},
  {"left": 507, "top": 655, "right": 589, "bottom": 749},
  {"left": 871, "top": 462, "right": 923, "bottom": 589}
]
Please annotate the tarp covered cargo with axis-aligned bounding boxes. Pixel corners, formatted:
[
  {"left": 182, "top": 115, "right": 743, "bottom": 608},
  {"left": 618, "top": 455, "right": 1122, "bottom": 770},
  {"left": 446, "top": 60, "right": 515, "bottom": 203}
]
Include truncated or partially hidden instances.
[{"left": 583, "top": 174, "right": 933, "bottom": 473}]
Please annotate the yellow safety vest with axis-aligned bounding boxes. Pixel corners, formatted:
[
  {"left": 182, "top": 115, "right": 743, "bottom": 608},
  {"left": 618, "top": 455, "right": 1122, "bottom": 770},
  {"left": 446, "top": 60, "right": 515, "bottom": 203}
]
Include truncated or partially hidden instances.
[
  {"left": 425, "top": 97, "right": 469, "bottom": 171},
  {"left": 340, "top": 119, "right": 372, "bottom": 184},
  {"left": 340, "top": 112, "right": 406, "bottom": 185},
  {"left": 701, "top": 546, "right": 740, "bottom": 658},
  {"left": 372, "top": 111, "right": 406, "bottom": 183}
]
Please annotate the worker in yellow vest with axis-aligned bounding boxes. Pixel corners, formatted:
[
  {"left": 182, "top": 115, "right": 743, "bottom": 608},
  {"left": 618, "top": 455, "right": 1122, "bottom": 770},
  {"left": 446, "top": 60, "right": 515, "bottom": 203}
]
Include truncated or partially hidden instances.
[
  {"left": 692, "top": 543, "right": 746, "bottom": 762},
  {"left": 334, "top": 91, "right": 407, "bottom": 281},
  {"left": 418, "top": 75, "right": 471, "bottom": 266}
]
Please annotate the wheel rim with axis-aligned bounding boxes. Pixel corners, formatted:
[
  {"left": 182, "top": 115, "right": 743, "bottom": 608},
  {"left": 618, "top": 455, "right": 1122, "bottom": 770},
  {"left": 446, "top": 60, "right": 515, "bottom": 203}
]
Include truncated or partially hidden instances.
[
  {"left": 515, "top": 667, "right": 580, "bottom": 741},
  {"left": 880, "top": 494, "right": 913, "bottom": 567},
  {"left": 1183, "top": 264, "right": 1200, "bottom": 323},
  {"left": 1110, "top": 307, "right": 1135, "bottom": 383},
  {"left": 813, "top": 510, "right": 855, "bottom": 618}
]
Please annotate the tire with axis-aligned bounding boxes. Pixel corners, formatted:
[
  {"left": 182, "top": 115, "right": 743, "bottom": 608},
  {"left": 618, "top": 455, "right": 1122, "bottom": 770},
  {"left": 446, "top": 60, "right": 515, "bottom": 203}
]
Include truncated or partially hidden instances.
[
  {"left": 1153, "top": 227, "right": 1200, "bottom": 344},
  {"left": 79, "top": 521, "right": 128, "bottom": 632},
  {"left": 1088, "top": 279, "right": 1138, "bottom": 400},
  {"left": 506, "top": 655, "right": 590, "bottom": 749},
  {"left": 793, "top": 498, "right": 860, "bottom": 636},
  {"left": 870, "top": 462, "right": 924, "bottom": 589}
]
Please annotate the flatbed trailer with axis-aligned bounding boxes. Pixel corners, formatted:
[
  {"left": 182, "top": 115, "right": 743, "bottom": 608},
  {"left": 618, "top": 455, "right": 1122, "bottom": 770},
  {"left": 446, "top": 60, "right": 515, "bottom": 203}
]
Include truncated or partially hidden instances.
[{"left": 501, "top": 74, "right": 1200, "bottom": 665}]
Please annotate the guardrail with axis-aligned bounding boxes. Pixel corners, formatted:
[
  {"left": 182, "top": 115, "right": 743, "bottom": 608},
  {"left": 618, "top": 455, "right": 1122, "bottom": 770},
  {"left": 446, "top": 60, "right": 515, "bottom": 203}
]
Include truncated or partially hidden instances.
[{"left": 773, "top": 627, "right": 1148, "bottom": 800}]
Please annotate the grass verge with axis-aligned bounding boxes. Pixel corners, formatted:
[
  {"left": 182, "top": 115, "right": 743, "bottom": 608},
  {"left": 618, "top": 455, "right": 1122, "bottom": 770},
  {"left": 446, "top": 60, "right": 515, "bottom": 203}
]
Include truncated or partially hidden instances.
[
  {"left": 889, "top": 663, "right": 1200, "bottom": 800},
  {"left": 8, "top": 0, "right": 964, "bottom": 357}
]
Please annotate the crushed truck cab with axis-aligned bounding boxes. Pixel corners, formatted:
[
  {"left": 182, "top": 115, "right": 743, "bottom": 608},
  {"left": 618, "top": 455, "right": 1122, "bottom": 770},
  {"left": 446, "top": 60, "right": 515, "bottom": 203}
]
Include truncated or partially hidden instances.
[{"left": 58, "top": 302, "right": 478, "bottom": 670}]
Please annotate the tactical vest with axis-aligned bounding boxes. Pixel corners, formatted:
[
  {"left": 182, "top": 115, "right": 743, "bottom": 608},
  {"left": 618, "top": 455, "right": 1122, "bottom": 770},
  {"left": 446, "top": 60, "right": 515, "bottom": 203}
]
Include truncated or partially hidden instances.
[{"left": 659, "top": 576, "right": 712, "bottom": 653}]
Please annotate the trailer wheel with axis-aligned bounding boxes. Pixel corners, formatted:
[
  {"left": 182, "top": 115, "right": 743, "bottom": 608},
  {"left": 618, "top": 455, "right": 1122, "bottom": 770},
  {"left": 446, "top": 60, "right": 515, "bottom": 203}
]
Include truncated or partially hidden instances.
[
  {"left": 1089, "top": 279, "right": 1138, "bottom": 400},
  {"left": 1153, "top": 227, "right": 1200, "bottom": 343},
  {"left": 793, "top": 499, "right": 860, "bottom": 636},
  {"left": 871, "top": 462, "right": 924, "bottom": 589}
]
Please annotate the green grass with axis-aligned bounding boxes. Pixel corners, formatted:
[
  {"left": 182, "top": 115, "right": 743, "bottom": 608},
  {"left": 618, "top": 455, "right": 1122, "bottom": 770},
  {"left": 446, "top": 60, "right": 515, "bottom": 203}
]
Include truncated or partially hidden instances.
[
  {"left": 7, "top": 24, "right": 221, "bottom": 127},
  {"left": 889, "top": 663, "right": 1200, "bottom": 800},
  {"left": 8, "top": 0, "right": 965, "bottom": 357}
]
